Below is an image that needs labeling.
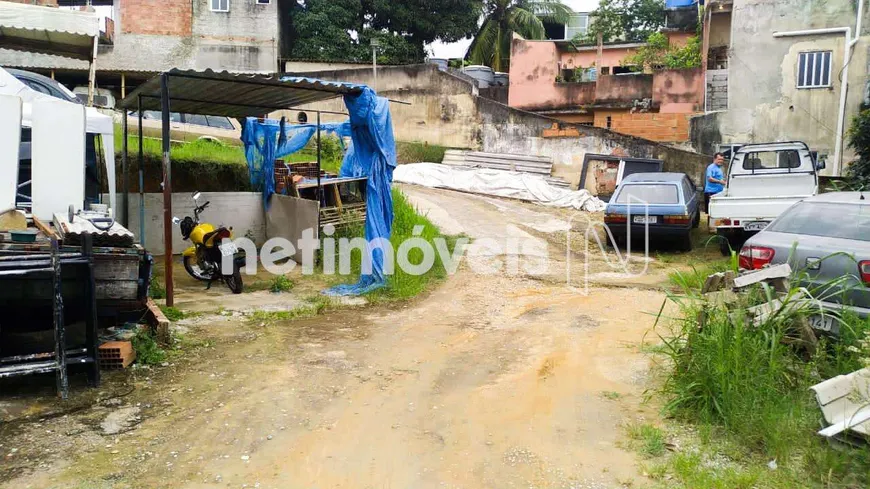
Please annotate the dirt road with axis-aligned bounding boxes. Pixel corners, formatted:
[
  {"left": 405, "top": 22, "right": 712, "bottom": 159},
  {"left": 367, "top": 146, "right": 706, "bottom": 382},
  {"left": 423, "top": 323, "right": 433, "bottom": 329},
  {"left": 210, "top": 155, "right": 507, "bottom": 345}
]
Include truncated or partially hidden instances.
[{"left": 1, "top": 186, "right": 675, "bottom": 489}]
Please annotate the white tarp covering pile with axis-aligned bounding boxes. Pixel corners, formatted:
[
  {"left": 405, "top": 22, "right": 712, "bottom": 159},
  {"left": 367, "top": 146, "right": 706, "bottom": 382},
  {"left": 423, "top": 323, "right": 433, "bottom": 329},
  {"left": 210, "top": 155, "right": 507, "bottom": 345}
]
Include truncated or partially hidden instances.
[
  {"left": 394, "top": 163, "right": 606, "bottom": 212},
  {"left": 0, "top": 1, "right": 99, "bottom": 60}
]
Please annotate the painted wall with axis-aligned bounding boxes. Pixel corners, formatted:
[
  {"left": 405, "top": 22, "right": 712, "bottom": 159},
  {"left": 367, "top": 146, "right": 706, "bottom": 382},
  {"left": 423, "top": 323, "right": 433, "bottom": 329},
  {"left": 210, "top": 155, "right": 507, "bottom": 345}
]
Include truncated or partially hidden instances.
[
  {"left": 509, "top": 36, "right": 704, "bottom": 114},
  {"left": 691, "top": 0, "right": 870, "bottom": 175},
  {"left": 654, "top": 68, "right": 704, "bottom": 112},
  {"left": 114, "top": 192, "right": 266, "bottom": 255},
  {"left": 0, "top": 0, "right": 278, "bottom": 73}
]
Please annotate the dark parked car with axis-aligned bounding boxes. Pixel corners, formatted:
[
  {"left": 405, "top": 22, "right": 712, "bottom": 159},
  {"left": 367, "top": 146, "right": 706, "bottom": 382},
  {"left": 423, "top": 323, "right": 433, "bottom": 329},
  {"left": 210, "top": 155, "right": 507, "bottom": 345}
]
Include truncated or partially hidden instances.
[
  {"left": 5, "top": 68, "right": 81, "bottom": 104},
  {"left": 740, "top": 192, "right": 870, "bottom": 331},
  {"left": 604, "top": 172, "right": 701, "bottom": 250}
]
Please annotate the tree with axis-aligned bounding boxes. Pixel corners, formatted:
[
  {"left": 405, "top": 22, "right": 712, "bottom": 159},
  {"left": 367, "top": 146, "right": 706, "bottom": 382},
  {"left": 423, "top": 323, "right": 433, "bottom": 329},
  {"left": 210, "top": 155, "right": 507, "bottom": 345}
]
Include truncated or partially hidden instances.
[
  {"left": 846, "top": 109, "right": 870, "bottom": 187},
  {"left": 467, "top": 0, "right": 572, "bottom": 72},
  {"left": 623, "top": 32, "right": 701, "bottom": 71},
  {"left": 585, "top": 0, "right": 665, "bottom": 44},
  {"left": 285, "top": 0, "right": 482, "bottom": 65}
]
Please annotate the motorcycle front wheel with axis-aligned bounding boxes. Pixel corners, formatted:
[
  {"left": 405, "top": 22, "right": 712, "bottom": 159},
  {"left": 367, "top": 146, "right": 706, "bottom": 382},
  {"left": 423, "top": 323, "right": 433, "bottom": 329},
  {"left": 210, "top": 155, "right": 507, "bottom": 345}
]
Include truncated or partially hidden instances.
[
  {"left": 183, "top": 255, "right": 212, "bottom": 281},
  {"left": 223, "top": 265, "right": 244, "bottom": 294}
]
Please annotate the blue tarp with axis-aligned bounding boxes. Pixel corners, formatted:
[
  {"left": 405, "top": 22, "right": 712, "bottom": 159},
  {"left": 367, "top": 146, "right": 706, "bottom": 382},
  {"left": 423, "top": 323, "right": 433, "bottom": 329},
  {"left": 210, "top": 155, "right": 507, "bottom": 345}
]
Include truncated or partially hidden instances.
[
  {"left": 665, "top": 0, "right": 699, "bottom": 7},
  {"left": 326, "top": 87, "right": 397, "bottom": 296},
  {"left": 240, "top": 84, "right": 397, "bottom": 296},
  {"left": 240, "top": 118, "right": 349, "bottom": 207}
]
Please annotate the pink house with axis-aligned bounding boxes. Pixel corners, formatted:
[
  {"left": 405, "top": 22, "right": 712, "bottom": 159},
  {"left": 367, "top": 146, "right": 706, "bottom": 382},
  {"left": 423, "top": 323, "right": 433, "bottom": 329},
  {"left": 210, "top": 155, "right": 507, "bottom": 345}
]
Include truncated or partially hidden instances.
[{"left": 507, "top": 33, "right": 705, "bottom": 142}]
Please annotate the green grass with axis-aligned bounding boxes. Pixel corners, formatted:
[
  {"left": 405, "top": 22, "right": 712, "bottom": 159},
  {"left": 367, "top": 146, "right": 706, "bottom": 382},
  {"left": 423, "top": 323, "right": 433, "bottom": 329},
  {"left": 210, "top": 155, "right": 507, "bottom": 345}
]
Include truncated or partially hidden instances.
[
  {"left": 322, "top": 188, "right": 462, "bottom": 301},
  {"left": 652, "top": 264, "right": 870, "bottom": 487},
  {"left": 159, "top": 305, "right": 188, "bottom": 322},
  {"left": 245, "top": 275, "right": 295, "bottom": 293},
  {"left": 247, "top": 295, "right": 331, "bottom": 324},
  {"left": 625, "top": 422, "right": 667, "bottom": 458},
  {"left": 396, "top": 141, "right": 447, "bottom": 164},
  {"left": 131, "top": 329, "right": 167, "bottom": 365}
]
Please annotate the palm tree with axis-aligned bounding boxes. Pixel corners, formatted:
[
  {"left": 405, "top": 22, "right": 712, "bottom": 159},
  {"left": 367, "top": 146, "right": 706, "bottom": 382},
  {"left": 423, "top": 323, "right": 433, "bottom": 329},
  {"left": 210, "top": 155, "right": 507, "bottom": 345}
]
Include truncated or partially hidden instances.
[{"left": 467, "top": 0, "right": 572, "bottom": 72}]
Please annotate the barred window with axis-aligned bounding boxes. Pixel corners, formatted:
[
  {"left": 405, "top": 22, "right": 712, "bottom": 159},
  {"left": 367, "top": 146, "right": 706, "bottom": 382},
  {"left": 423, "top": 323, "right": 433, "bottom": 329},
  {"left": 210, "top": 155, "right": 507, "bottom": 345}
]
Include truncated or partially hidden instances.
[{"left": 797, "top": 51, "right": 832, "bottom": 88}]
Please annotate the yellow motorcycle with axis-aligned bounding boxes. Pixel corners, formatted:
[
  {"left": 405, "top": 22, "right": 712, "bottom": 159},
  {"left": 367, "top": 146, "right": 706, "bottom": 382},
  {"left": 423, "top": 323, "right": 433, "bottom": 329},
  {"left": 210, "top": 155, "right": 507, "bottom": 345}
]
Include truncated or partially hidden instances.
[{"left": 172, "top": 192, "right": 244, "bottom": 294}]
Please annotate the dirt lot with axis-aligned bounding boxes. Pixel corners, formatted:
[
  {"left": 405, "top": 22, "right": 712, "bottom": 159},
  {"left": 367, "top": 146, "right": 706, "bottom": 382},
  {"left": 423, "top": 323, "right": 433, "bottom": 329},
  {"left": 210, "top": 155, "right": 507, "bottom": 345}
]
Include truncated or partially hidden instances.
[{"left": 0, "top": 186, "right": 723, "bottom": 489}]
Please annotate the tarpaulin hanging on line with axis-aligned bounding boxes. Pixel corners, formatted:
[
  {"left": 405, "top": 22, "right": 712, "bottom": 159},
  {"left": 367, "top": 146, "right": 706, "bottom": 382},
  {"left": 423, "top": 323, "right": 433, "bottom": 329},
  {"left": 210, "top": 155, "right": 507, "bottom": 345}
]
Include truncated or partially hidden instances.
[
  {"left": 239, "top": 84, "right": 397, "bottom": 296},
  {"left": 326, "top": 87, "right": 397, "bottom": 296},
  {"left": 240, "top": 118, "right": 349, "bottom": 208}
]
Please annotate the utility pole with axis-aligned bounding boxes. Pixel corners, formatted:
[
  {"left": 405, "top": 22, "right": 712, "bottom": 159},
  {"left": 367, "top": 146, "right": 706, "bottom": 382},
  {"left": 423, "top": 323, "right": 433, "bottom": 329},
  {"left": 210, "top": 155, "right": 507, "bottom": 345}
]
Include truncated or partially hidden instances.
[{"left": 371, "top": 38, "right": 381, "bottom": 91}]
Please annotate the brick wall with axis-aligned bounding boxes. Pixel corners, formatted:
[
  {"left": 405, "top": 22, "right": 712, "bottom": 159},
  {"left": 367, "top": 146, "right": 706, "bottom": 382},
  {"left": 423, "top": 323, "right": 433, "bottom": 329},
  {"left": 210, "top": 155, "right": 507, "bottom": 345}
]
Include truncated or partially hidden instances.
[
  {"left": 121, "top": 0, "right": 191, "bottom": 36},
  {"left": 593, "top": 110, "right": 695, "bottom": 142}
]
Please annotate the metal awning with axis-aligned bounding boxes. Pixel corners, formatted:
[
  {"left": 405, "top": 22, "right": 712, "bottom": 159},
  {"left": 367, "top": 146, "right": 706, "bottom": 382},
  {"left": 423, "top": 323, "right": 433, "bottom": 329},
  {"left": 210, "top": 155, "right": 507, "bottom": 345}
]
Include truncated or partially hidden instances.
[
  {"left": 0, "top": 2, "right": 99, "bottom": 60},
  {"left": 119, "top": 69, "right": 366, "bottom": 117}
]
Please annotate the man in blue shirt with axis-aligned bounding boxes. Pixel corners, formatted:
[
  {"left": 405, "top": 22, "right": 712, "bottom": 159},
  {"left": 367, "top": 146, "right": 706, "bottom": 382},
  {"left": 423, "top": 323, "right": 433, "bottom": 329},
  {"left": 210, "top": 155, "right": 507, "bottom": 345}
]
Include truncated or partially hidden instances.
[{"left": 704, "top": 152, "right": 727, "bottom": 213}]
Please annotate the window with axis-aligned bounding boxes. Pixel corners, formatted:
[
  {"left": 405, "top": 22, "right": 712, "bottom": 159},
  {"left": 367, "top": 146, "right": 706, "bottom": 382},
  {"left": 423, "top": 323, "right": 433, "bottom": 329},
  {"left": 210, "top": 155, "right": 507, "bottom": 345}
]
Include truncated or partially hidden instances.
[
  {"left": 256, "top": 0, "right": 270, "bottom": 3},
  {"left": 741, "top": 150, "right": 801, "bottom": 170},
  {"left": 565, "top": 14, "right": 589, "bottom": 40},
  {"left": 206, "top": 115, "right": 235, "bottom": 129},
  {"left": 615, "top": 184, "right": 680, "bottom": 205},
  {"left": 797, "top": 51, "right": 832, "bottom": 88},
  {"left": 682, "top": 178, "right": 695, "bottom": 201},
  {"left": 184, "top": 114, "right": 208, "bottom": 126},
  {"left": 210, "top": 0, "right": 229, "bottom": 12},
  {"left": 769, "top": 202, "right": 870, "bottom": 241}
]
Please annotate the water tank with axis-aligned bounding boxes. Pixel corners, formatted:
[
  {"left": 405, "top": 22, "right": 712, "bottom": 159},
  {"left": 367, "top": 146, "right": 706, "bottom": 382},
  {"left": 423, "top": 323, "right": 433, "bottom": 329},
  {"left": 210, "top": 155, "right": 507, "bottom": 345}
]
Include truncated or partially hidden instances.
[
  {"left": 463, "top": 65, "right": 494, "bottom": 88},
  {"left": 493, "top": 72, "right": 509, "bottom": 86},
  {"left": 427, "top": 58, "right": 449, "bottom": 71}
]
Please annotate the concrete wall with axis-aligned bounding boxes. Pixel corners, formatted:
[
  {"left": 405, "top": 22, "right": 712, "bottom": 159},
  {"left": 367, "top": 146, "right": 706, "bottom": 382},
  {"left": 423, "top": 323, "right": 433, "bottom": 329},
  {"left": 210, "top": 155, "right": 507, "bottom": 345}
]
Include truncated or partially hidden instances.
[
  {"left": 654, "top": 68, "right": 704, "bottom": 112},
  {"left": 0, "top": 0, "right": 278, "bottom": 73},
  {"left": 692, "top": 0, "right": 870, "bottom": 175},
  {"left": 284, "top": 60, "right": 379, "bottom": 73},
  {"left": 279, "top": 64, "right": 483, "bottom": 149},
  {"left": 476, "top": 97, "right": 710, "bottom": 187},
  {"left": 114, "top": 192, "right": 266, "bottom": 255},
  {"left": 708, "top": 11, "right": 732, "bottom": 48},
  {"left": 278, "top": 64, "right": 710, "bottom": 187}
]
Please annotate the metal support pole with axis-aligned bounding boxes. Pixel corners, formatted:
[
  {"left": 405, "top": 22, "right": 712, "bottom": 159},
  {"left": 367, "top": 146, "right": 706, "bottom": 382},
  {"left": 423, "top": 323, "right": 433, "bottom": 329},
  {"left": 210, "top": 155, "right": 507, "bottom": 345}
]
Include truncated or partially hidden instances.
[
  {"left": 87, "top": 35, "right": 98, "bottom": 107},
  {"left": 316, "top": 110, "right": 322, "bottom": 231},
  {"left": 122, "top": 110, "right": 129, "bottom": 227},
  {"left": 121, "top": 72, "right": 126, "bottom": 99},
  {"left": 160, "top": 73, "right": 174, "bottom": 307},
  {"left": 137, "top": 96, "right": 145, "bottom": 247},
  {"left": 51, "top": 237, "right": 68, "bottom": 400}
]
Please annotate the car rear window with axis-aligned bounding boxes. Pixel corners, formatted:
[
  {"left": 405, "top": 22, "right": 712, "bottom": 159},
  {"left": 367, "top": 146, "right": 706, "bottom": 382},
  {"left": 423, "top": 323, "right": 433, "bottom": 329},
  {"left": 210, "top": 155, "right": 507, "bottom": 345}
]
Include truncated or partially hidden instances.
[
  {"left": 614, "top": 184, "right": 679, "bottom": 204},
  {"left": 741, "top": 150, "right": 801, "bottom": 170},
  {"left": 769, "top": 202, "right": 870, "bottom": 241}
]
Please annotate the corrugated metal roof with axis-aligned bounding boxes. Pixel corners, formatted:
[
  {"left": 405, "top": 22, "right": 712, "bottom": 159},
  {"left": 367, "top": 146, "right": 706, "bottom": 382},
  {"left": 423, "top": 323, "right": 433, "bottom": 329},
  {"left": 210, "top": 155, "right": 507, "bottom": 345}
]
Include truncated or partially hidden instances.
[
  {"left": 119, "top": 69, "right": 366, "bottom": 117},
  {"left": 0, "top": 2, "right": 99, "bottom": 60}
]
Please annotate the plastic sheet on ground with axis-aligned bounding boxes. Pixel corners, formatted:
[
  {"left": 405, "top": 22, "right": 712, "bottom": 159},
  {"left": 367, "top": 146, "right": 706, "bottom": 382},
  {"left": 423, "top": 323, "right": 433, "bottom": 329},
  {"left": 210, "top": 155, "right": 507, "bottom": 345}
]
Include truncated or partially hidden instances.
[{"left": 393, "top": 163, "right": 605, "bottom": 212}]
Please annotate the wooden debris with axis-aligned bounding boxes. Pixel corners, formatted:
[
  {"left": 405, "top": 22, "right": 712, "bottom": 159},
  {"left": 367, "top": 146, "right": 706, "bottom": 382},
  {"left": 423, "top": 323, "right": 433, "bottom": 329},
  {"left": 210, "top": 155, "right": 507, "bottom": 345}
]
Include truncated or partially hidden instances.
[
  {"left": 31, "top": 215, "right": 58, "bottom": 239},
  {"left": 743, "top": 291, "right": 810, "bottom": 326},
  {"left": 701, "top": 272, "right": 724, "bottom": 294},
  {"left": 733, "top": 264, "right": 792, "bottom": 288}
]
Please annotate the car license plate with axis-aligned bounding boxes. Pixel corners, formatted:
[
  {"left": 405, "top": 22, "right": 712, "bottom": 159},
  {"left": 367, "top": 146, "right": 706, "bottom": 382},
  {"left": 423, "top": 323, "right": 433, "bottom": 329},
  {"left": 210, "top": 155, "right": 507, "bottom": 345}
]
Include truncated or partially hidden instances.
[
  {"left": 632, "top": 216, "right": 657, "bottom": 224},
  {"left": 809, "top": 314, "right": 837, "bottom": 334},
  {"left": 743, "top": 221, "right": 769, "bottom": 232},
  {"left": 219, "top": 242, "right": 238, "bottom": 257}
]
